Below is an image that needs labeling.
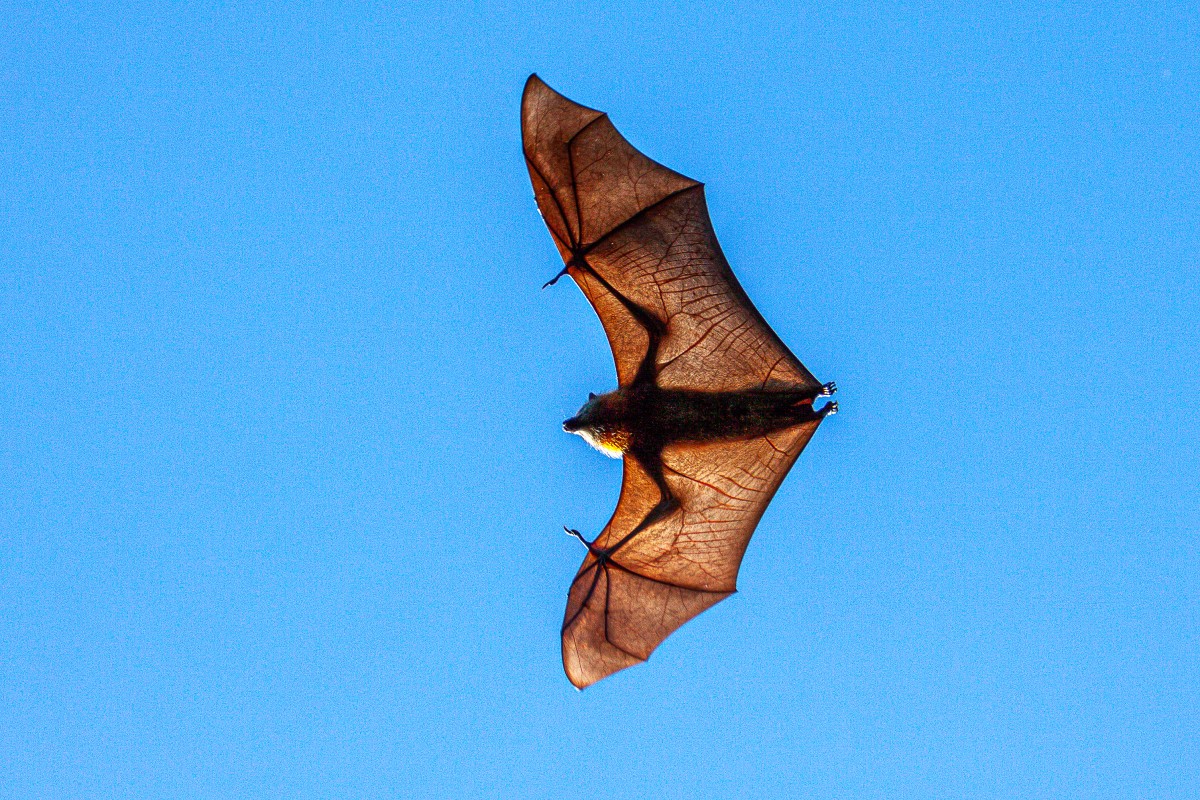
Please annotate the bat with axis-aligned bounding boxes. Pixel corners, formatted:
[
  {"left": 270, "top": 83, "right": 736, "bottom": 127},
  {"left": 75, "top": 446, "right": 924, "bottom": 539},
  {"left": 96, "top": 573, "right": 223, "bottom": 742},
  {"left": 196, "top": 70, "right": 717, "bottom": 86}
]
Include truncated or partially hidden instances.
[{"left": 521, "top": 75, "right": 837, "bottom": 688}]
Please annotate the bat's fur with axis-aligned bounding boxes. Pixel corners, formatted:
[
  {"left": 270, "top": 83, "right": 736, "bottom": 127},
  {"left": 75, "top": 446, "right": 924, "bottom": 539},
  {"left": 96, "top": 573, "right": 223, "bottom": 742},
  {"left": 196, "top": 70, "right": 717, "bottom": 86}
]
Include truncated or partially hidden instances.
[{"left": 564, "top": 387, "right": 832, "bottom": 457}]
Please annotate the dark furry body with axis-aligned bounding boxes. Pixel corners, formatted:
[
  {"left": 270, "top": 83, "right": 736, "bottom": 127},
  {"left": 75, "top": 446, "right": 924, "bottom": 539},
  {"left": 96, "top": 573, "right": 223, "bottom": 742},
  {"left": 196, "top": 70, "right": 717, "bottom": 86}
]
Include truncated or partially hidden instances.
[{"left": 565, "top": 385, "right": 823, "bottom": 452}]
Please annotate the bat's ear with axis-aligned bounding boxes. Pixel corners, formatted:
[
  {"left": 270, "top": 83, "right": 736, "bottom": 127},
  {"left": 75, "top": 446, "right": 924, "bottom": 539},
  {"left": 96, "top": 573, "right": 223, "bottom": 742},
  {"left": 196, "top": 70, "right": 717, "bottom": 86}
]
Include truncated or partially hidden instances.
[{"left": 589, "top": 392, "right": 597, "bottom": 400}]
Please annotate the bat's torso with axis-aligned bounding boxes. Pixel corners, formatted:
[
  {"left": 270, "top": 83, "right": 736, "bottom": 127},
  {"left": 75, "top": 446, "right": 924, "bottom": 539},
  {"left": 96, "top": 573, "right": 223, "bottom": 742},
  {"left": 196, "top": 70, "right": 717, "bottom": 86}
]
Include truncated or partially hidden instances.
[{"left": 563, "top": 385, "right": 822, "bottom": 456}]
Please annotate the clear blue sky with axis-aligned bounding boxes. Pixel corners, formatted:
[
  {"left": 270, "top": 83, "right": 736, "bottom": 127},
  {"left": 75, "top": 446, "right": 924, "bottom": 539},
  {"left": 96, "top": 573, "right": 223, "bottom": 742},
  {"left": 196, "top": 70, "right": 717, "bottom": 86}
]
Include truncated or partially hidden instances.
[{"left": 2, "top": 2, "right": 1197, "bottom": 797}]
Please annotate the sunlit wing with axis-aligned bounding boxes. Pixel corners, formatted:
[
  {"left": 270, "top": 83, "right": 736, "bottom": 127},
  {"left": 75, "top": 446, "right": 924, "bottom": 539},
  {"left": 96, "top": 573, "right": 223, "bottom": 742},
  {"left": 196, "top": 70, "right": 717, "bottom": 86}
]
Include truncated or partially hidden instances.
[
  {"left": 521, "top": 74, "right": 821, "bottom": 393},
  {"left": 561, "top": 420, "right": 822, "bottom": 688}
]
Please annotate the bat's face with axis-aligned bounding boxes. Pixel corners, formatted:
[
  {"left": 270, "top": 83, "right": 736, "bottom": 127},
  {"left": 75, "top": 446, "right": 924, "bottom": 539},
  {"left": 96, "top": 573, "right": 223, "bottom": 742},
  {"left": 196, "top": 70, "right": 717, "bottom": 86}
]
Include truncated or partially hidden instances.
[
  {"left": 563, "top": 392, "right": 629, "bottom": 458},
  {"left": 562, "top": 393, "right": 601, "bottom": 433}
]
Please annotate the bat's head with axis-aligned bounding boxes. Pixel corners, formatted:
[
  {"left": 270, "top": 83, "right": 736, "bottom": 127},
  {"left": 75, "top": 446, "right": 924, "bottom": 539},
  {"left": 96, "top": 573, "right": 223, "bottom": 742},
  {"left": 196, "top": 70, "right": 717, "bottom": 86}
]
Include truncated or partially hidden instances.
[
  {"left": 562, "top": 392, "right": 601, "bottom": 433},
  {"left": 563, "top": 392, "right": 629, "bottom": 458}
]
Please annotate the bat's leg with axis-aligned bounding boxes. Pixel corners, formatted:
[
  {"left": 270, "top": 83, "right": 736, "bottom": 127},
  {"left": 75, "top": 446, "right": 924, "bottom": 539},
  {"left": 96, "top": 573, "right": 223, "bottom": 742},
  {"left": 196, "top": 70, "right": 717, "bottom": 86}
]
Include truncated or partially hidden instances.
[
  {"left": 781, "top": 395, "right": 835, "bottom": 425},
  {"left": 819, "top": 381, "right": 837, "bottom": 397}
]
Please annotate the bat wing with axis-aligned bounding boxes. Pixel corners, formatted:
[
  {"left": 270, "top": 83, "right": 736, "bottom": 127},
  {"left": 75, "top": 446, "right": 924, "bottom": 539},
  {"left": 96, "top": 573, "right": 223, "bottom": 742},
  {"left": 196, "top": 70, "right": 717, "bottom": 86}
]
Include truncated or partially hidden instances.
[
  {"left": 521, "top": 74, "right": 821, "bottom": 393},
  {"left": 561, "top": 420, "right": 822, "bottom": 688}
]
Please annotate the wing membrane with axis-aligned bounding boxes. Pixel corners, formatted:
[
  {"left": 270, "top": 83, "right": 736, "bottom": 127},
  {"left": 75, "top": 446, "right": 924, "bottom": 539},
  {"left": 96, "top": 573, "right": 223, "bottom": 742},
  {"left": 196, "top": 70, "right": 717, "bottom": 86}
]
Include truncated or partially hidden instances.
[
  {"left": 561, "top": 420, "right": 822, "bottom": 688},
  {"left": 521, "top": 74, "right": 820, "bottom": 393}
]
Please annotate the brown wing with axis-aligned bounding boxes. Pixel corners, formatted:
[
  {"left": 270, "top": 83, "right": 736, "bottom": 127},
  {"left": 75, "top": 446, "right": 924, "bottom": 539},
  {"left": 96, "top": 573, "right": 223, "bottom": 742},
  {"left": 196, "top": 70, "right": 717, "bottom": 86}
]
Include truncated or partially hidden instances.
[
  {"left": 561, "top": 419, "right": 822, "bottom": 688},
  {"left": 521, "top": 74, "right": 821, "bottom": 393}
]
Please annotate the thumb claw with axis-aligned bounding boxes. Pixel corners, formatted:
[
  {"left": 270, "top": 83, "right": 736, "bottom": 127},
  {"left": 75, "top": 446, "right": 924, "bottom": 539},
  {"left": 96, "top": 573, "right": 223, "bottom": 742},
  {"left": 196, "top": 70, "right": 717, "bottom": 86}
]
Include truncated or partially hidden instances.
[
  {"left": 564, "top": 526, "right": 592, "bottom": 549},
  {"left": 542, "top": 266, "right": 570, "bottom": 289}
]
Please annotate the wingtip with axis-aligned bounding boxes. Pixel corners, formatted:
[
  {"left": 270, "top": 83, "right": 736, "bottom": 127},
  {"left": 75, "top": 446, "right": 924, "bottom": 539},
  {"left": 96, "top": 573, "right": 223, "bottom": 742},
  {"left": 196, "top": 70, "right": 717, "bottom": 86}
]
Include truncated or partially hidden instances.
[
  {"left": 565, "top": 668, "right": 610, "bottom": 690},
  {"left": 522, "top": 73, "right": 544, "bottom": 106},
  {"left": 523, "top": 73, "right": 554, "bottom": 100},
  {"left": 563, "top": 628, "right": 645, "bottom": 689},
  {"left": 563, "top": 662, "right": 596, "bottom": 690},
  {"left": 521, "top": 74, "right": 603, "bottom": 120}
]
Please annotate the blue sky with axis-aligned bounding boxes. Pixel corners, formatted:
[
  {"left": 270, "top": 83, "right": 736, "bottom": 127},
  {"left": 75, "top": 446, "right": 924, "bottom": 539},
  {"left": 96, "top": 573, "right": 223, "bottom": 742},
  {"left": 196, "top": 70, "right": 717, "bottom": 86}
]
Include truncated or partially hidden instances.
[{"left": 2, "top": 1, "right": 1197, "bottom": 797}]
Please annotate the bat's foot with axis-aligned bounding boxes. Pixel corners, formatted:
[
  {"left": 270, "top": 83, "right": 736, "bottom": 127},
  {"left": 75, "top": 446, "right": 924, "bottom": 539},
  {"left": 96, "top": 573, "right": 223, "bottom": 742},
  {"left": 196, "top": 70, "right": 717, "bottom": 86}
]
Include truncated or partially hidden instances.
[
  {"left": 542, "top": 265, "right": 570, "bottom": 289},
  {"left": 819, "top": 381, "right": 837, "bottom": 397},
  {"left": 819, "top": 400, "right": 838, "bottom": 417}
]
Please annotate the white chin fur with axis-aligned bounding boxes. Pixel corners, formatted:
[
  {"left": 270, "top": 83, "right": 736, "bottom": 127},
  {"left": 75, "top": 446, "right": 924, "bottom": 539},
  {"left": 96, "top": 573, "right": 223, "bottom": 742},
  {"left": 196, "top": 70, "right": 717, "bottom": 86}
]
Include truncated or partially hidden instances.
[{"left": 574, "top": 428, "right": 622, "bottom": 458}]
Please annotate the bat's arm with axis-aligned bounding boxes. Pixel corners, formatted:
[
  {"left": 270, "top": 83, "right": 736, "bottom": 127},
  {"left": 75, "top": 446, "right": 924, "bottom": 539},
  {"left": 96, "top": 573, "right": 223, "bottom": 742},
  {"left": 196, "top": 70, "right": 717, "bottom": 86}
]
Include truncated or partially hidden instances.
[
  {"left": 562, "top": 446, "right": 677, "bottom": 566},
  {"left": 599, "top": 448, "right": 678, "bottom": 559},
  {"left": 551, "top": 254, "right": 665, "bottom": 387}
]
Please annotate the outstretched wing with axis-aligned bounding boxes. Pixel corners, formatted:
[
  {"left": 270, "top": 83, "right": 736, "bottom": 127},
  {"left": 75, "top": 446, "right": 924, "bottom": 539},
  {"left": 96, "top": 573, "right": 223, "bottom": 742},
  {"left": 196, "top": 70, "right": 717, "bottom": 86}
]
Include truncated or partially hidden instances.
[
  {"left": 521, "top": 74, "right": 821, "bottom": 393},
  {"left": 561, "top": 420, "right": 823, "bottom": 688}
]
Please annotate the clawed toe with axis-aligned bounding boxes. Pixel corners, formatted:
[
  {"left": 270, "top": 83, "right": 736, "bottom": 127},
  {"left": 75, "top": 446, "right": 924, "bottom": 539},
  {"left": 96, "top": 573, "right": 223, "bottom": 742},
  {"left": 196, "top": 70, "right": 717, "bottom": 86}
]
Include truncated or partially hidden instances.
[
  {"left": 821, "top": 400, "right": 838, "bottom": 417},
  {"left": 820, "top": 381, "right": 837, "bottom": 397}
]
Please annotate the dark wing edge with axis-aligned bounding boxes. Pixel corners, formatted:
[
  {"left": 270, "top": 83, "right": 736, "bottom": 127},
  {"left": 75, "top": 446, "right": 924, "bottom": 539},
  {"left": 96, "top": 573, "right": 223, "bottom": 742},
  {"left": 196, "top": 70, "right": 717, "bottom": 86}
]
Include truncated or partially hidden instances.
[{"left": 561, "top": 420, "right": 823, "bottom": 688}]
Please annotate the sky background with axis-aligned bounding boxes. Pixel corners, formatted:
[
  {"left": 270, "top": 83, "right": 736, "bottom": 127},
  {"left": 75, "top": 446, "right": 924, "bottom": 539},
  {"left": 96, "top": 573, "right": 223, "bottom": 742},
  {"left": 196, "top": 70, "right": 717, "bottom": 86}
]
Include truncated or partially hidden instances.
[{"left": 2, "top": 2, "right": 1198, "bottom": 798}]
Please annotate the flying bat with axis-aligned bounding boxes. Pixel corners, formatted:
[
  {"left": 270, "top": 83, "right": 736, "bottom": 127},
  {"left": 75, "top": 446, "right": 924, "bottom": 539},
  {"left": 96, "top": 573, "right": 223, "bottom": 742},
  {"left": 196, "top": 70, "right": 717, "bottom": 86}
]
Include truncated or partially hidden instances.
[{"left": 521, "top": 75, "right": 837, "bottom": 688}]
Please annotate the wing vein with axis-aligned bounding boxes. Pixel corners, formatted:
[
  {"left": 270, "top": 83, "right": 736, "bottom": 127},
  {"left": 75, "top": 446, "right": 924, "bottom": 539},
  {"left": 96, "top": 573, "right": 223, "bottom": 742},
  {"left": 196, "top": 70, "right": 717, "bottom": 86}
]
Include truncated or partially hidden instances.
[
  {"left": 524, "top": 155, "right": 578, "bottom": 249},
  {"left": 581, "top": 184, "right": 700, "bottom": 253}
]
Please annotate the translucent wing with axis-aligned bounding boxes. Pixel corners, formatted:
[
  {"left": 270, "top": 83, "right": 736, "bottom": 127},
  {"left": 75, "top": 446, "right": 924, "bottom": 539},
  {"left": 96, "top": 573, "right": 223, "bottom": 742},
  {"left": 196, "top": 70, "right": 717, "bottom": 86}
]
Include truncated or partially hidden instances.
[
  {"left": 561, "top": 420, "right": 822, "bottom": 688},
  {"left": 521, "top": 74, "right": 821, "bottom": 393}
]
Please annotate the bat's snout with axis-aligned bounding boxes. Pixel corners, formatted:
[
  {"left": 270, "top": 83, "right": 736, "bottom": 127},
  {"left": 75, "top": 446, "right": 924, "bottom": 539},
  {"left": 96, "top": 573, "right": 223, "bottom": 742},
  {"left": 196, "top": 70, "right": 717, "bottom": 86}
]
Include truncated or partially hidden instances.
[{"left": 563, "top": 416, "right": 582, "bottom": 433}]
